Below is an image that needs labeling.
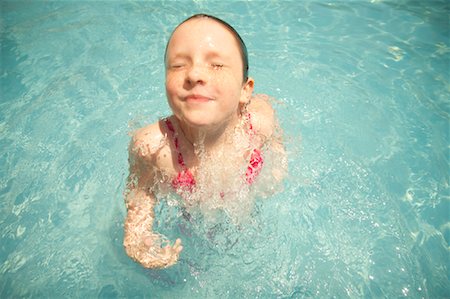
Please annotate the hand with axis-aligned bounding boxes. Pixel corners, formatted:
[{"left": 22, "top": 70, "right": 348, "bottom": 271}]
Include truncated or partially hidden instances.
[{"left": 141, "top": 236, "right": 183, "bottom": 269}]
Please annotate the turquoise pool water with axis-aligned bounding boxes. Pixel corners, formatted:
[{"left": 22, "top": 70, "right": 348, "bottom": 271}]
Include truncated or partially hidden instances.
[{"left": 1, "top": 1, "right": 449, "bottom": 298}]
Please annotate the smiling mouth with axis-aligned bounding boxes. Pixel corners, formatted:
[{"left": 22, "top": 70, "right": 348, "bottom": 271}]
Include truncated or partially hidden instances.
[{"left": 185, "top": 94, "right": 211, "bottom": 102}]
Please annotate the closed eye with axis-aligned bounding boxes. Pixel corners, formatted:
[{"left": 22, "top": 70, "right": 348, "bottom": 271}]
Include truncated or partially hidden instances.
[
  {"left": 211, "top": 63, "right": 224, "bottom": 70},
  {"left": 170, "top": 64, "right": 185, "bottom": 69}
]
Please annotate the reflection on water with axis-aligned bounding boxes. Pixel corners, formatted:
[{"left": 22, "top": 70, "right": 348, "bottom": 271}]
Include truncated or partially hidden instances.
[{"left": 0, "top": 0, "right": 448, "bottom": 298}]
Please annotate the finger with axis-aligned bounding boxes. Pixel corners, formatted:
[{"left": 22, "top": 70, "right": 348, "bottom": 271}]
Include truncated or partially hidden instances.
[
  {"left": 173, "top": 238, "right": 183, "bottom": 254},
  {"left": 173, "top": 238, "right": 182, "bottom": 248}
]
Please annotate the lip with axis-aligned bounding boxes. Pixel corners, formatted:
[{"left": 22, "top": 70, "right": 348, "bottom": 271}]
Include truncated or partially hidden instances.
[{"left": 185, "top": 94, "right": 212, "bottom": 102}]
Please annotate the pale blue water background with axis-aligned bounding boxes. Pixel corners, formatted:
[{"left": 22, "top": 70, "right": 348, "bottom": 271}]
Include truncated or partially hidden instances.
[{"left": 1, "top": 1, "right": 449, "bottom": 298}]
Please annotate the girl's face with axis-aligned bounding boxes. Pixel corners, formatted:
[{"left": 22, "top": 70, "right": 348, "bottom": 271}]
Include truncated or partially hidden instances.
[{"left": 165, "top": 18, "right": 254, "bottom": 129}]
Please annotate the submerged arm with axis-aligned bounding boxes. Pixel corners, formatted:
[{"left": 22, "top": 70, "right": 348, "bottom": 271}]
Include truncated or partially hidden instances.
[
  {"left": 123, "top": 137, "right": 182, "bottom": 269},
  {"left": 123, "top": 188, "right": 182, "bottom": 268}
]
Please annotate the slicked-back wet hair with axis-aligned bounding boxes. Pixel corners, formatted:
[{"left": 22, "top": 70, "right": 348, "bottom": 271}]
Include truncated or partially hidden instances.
[{"left": 164, "top": 14, "right": 249, "bottom": 82}]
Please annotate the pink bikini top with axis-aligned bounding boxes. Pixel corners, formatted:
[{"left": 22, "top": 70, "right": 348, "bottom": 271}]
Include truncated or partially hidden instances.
[{"left": 164, "top": 115, "right": 263, "bottom": 192}]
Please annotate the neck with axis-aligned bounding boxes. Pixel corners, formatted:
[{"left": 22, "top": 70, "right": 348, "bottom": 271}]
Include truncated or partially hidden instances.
[{"left": 178, "top": 113, "right": 241, "bottom": 151}]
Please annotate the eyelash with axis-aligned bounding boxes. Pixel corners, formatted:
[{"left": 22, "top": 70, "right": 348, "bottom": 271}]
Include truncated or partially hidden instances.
[
  {"left": 169, "top": 63, "right": 224, "bottom": 70},
  {"left": 211, "top": 63, "right": 224, "bottom": 70}
]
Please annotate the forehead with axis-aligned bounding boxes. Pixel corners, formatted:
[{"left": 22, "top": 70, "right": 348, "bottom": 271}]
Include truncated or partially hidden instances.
[{"left": 167, "top": 18, "right": 241, "bottom": 56}]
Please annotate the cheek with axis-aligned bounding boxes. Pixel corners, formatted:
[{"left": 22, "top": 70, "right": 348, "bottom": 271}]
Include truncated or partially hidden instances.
[
  {"left": 165, "top": 74, "right": 180, "bottom": 95},
  {"left": 210, "top": 71, "right": 242, "bottom": 94}
]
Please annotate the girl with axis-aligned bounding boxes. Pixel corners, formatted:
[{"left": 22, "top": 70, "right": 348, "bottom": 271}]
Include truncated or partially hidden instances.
[{"left": 123, "top": 14, "right": 286, "bottom": 269}]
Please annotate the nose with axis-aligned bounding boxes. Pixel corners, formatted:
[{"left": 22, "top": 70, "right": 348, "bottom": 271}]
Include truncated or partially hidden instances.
[{"left": 185, "top": 63, "right": 206, "bottom": 86}]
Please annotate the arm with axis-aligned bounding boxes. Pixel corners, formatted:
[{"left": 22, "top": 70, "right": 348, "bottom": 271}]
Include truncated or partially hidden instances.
[{"left": 123, "top": 136, "right": 182, "bottom": 269}]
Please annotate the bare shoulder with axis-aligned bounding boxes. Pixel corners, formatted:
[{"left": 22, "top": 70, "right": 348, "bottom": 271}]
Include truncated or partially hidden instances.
[
  {"left": 129, "top": 120, "right": 168, "bottom": 162},
  {"left": 247, "top": 94, "right": 277, "bottom": 139}
]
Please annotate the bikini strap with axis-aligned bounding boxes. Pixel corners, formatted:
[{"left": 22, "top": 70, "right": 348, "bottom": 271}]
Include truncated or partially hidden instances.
[
  {"left": 246, "top": 112, "right": 255, "bottom": 135},
  {"left": 246, "top": 112, "right": 252, "bottom": 126},
  {"left": 164, "top": 118, "right": 186, "bottom": 168}
]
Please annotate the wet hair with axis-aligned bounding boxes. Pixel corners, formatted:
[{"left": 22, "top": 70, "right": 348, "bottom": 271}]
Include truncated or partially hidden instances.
[{"left": 164, "top": 14, "right": 249, "bottom": 82}]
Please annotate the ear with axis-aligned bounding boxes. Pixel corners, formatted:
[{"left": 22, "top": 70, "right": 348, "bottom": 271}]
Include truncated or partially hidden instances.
[{"left": 239, "top": 77, "right": 255, "bottom": 105}]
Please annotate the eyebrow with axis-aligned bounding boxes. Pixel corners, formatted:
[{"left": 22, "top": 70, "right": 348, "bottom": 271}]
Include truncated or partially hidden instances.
[
  {"left": 205, "top": 51, "right": 228, "bottom": 60},
  {"left": 168, "top": 53, "right": 190, "bottom": 61}
]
